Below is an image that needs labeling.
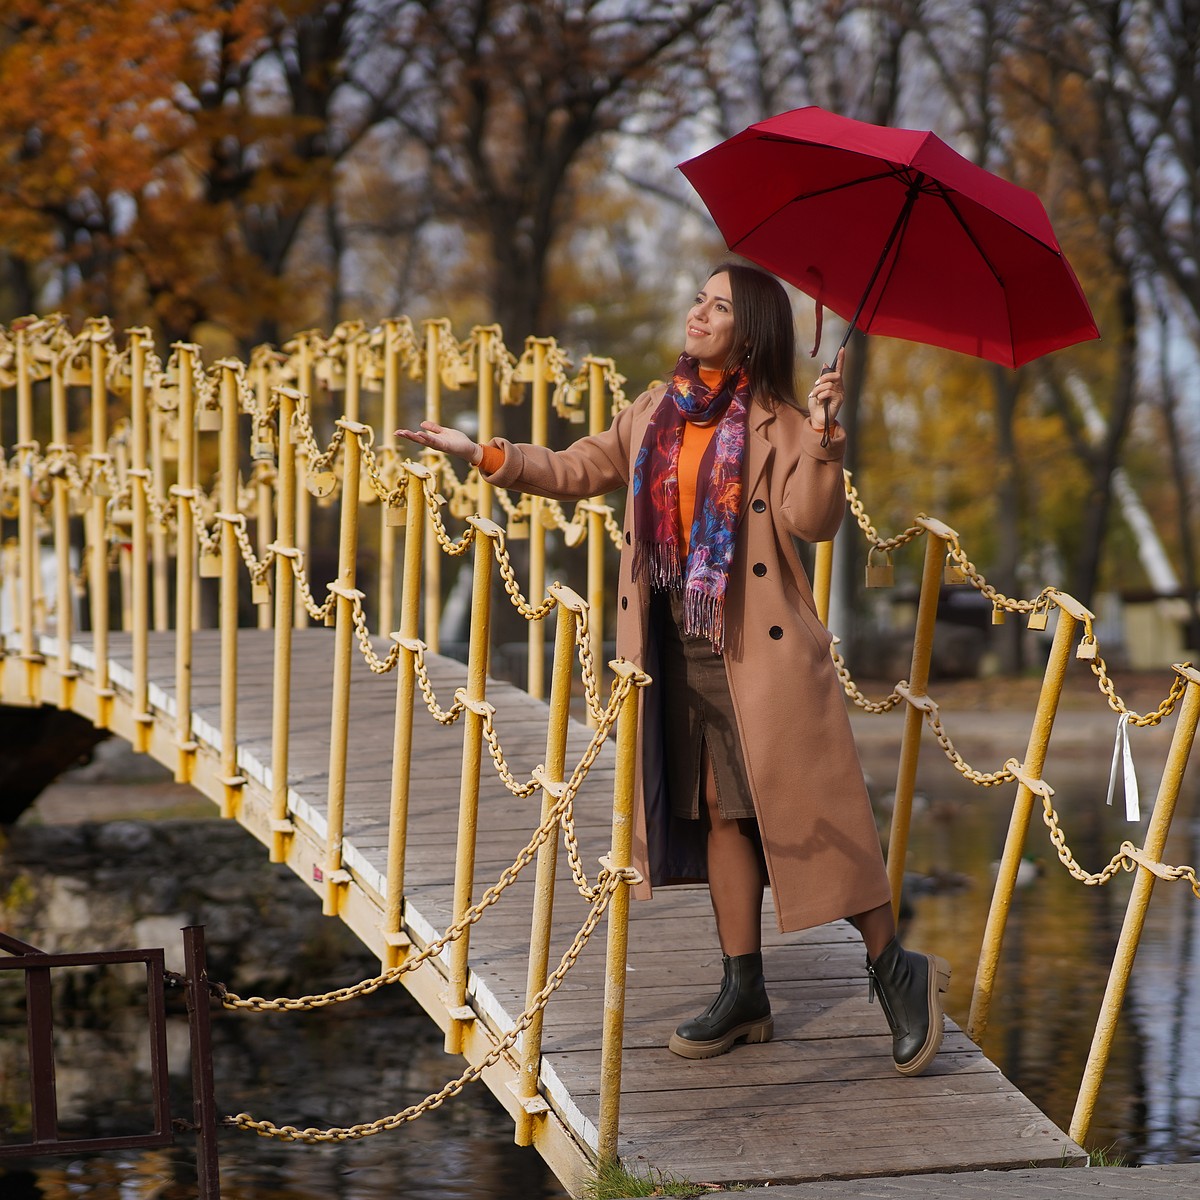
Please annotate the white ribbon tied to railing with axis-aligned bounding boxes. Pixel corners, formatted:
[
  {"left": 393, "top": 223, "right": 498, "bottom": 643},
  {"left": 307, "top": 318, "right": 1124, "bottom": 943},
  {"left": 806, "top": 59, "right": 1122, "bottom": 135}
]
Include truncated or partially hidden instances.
[{"left": 1106, "top": 713, "right": 1140, "bottom": 823}]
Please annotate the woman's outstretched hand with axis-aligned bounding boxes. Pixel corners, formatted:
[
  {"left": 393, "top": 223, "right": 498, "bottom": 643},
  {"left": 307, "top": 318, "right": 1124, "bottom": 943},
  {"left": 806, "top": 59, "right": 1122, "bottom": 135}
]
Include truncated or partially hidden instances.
[{"left": 394, "top": 420, "right": 480, "bottom": 464}]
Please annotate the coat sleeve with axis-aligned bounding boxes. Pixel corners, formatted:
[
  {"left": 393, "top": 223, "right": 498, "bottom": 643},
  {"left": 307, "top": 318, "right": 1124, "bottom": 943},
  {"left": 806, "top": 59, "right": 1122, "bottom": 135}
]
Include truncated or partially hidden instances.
[
  {"left": 777, "top": 412, "right": 850, "bottom": 543},
  {"left": 480, "top": 388, "right": 659, "bottom": 502}
]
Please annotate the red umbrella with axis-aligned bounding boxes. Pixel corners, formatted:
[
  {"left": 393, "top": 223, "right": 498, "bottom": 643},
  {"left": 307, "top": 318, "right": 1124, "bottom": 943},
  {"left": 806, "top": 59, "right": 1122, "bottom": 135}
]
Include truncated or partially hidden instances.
[{"left": 678, "top": 106, "right": 1099, "bottom": 378}]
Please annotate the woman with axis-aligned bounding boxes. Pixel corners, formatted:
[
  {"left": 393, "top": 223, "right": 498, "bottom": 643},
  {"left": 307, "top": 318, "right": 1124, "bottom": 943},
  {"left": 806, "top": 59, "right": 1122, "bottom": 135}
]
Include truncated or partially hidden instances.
[{"left": 397, "top": 264, "right": 949, "bottom": 1077}]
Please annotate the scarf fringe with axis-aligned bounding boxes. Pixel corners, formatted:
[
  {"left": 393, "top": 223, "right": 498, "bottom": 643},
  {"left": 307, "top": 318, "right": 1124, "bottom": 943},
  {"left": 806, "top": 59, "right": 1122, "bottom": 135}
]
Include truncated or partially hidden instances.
[
  {"left": 684, "top": 585, "right": 725, "bottom": 654},
  {"left": 632, "top": 539, "right": 684, "bottom": 592}
]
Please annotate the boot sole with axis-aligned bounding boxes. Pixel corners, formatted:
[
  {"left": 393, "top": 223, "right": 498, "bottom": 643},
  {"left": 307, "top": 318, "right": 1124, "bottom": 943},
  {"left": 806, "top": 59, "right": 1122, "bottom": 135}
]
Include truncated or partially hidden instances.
[
  {"left": 895, "top": 955, "right": 951, "bottom": 1077},
  {"left": 668, "top": 1015, "right": 774, "bottom": 1060}
]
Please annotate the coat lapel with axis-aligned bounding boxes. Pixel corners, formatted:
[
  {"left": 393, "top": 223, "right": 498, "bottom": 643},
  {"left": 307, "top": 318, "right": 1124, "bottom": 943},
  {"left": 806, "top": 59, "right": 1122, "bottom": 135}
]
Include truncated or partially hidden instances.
[{"left": 740, "top": 403, "right": 776, "bottom": 525}]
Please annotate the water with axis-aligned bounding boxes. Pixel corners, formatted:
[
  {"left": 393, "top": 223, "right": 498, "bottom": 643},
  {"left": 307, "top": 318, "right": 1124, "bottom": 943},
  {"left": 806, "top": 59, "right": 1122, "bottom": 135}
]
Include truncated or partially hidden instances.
[{"left": 3, "top": 734, "right": 1199, "bottom": 1194}]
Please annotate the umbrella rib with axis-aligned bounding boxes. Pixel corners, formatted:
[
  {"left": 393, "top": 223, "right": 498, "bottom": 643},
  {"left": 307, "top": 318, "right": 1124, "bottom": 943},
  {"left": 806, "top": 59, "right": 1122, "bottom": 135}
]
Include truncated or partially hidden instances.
[
  {"left": 729, "top": 165, "right": 907, "bottom": 250},
  {"left": 933, "top": 183, "right": 1004, "bottom": 286}
]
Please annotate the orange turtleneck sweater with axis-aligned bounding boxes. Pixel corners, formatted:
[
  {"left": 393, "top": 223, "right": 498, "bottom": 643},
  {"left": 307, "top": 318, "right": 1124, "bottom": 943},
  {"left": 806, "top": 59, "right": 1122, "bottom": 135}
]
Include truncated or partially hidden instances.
[{"left": 476, "top": 365, "right": 724, "bottom": 555}]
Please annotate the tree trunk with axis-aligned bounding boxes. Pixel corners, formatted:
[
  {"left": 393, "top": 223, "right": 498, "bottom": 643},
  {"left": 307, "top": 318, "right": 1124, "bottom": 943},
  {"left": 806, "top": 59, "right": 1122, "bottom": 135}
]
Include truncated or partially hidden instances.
[
  {"left": 1070, "top": 279, "right": 1138, "bottom": 608},
  {"left": 989, "top": 365, "right": 1024, "bottom": 672}
]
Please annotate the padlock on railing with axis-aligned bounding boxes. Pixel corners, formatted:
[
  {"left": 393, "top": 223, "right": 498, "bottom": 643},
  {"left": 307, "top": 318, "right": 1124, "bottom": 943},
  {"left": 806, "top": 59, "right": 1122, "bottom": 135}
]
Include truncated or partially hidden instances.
[
  {"left": 1026, "top": 601, "right": 1050, "bottom": 631},
  {"left": 991, "top": 603, "right": 1007, "bottom": 625},
  {"left": 199, "top": 550, "right": 222, "bottom": 578},
  {"left": 306, "top": 469, "right": 337, "bottom": 499},
  {"left": 385, "top": 501, "right": 407, "bottom": 527},
  {"left": 1076, "top": 634, "right": 1099, "bottom": 661},
  {"left": 252, "top": 576, "right": 272, "bottom": 605},
  {"left": 943, "top": 553, "right": 967, "bottom": 584},
  {"left": 865, "top": 546, "right": 894, "bottom": 588}
]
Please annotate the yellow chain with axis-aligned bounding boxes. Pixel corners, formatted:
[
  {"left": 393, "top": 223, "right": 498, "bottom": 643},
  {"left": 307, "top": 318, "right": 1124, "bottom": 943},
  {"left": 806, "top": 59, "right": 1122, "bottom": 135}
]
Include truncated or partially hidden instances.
[
  {"left": 227, "top": 871, "right": 622, "bottom": 1142},
  {"left": 349, "top": 597, "right": 402, "bottom": 674},
  {"left": 417, "top": 471, "right": 475, "bottom": 555},
  {"left": 843, "top": 473, "right": 924, "bottom": 554},
  {"left": 491, "top": 528, "right": 558, "bottom": 621},
  {"left": 831, "top": 648, "right": 904, "bottom": 714},
  {"left": 409, "top": 643, "right": 469, "bottom": 724}
]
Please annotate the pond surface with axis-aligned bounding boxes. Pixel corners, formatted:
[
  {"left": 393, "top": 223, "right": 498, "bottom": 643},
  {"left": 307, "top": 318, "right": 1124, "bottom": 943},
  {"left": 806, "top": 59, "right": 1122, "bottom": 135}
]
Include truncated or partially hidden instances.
[{"left": 3, "top": 724, "right": 1199, "bottom": 1195}]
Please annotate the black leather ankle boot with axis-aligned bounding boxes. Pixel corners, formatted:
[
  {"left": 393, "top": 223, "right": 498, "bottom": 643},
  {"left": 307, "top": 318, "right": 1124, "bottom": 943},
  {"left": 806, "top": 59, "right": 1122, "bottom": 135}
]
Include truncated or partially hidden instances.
[
  {"left": 668, "top": 951, "right": 773, "bottom": 1059},
  {"left": 866, "top": 936, "right": 951, "bottom": 1076}
]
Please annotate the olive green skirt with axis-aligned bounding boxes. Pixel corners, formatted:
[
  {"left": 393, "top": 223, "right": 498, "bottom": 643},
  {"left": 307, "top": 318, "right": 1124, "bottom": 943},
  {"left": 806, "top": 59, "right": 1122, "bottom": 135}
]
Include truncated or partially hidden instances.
[{"left": 655, "top": 590, "right": 756, "bottom": 822}]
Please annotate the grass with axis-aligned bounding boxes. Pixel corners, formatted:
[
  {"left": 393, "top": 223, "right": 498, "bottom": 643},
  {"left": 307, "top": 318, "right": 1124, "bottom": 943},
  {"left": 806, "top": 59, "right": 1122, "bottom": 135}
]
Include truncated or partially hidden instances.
[
  {"left": 1085, "top": 1145, "right": 1130, "bottom": 1167},
  {"left": 581, "top": 1158, "right": 715, "bottom": 1199}
]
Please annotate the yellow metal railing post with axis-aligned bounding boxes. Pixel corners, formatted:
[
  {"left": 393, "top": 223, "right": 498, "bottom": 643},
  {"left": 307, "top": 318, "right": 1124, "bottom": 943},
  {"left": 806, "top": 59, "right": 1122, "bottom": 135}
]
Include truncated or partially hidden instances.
[
  {"left": 526, "top": 340, "right": 550, "bottom": 699},
  {"left": 14, "top": 327, "right": 42, "bottom": 704},
  {"left": 129, "top": 331, "right": 153, "bottom": 750},
  {"left": 378, "top": 320, "right": 401, "bottom": 637},
  {"left": 114, "top": 431, "right": 132, "bottom": 633},
  {"left": 444, "top": 515, "right": 498, "bottom": 1055},
  {"left": 322, "top": 418, "right": 366, "bottom": 916},
  {"left": 268, "top": 386, "right": 300, "bottom": 863},
  {"left": 217, "top": 363, "right": 246, "bottom": 818},
  {"left": 514, "top": 585, "right": 580, "bottom": 1145},
  {"left": 87, "top": 323, "right": 114, "bottom": 727},
  {"left": 422, "top": 320, "right": 443, "bottom": 652},
  {"left": 813, "top": 539, "right": 834, "bottom": 627},
  {"left": 585, "top": 358, "right": 608, "bottom": 727},
  {"left": 968, "top": 590, "right": 1091, "bottom": 1040},
  {"left": 49, "top": 353, "right": 77, "bottom": 709},
  {"left": 172, "top": 344, "right": 199, "bottom": 782},
  {"left": 885, "top": 516, "right": 956, "bottom": 914},
  {"left": 382, "top": 464, "right": 430, "bottom": 966},
  {"left": 1070, "top": 661, "right": 1200, "bottom": 1144},
  {"left": 293, "top": 336, "right": 313, "bottom": 630},
  {"left": 254, "top": 360, "right": 274, "bottom": 632},
  {"left": 597, "top": 659, "right": 645, "bottom": 1165},
  {"left": 475, "top": 327, "right": 495, "bottom": 521},
  {"left": 150, "top": 399, "right": 170, "bottom": 632}
]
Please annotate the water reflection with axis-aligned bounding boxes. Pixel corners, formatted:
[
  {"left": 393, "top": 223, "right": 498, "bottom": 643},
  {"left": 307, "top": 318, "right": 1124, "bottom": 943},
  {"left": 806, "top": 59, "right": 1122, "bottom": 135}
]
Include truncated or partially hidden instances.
[
  {"left": 1, "top": 977, "right": 569, "bottom": 1198},
  {"left": 899, "top": 756, "right": 1200, "bottom": 1164}
]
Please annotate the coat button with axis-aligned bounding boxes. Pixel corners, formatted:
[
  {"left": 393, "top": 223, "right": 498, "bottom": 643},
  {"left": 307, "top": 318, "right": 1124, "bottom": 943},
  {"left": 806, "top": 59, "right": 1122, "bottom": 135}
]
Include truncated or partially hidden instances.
[
  {"left": 752, "top": 498, "right": 766, "bottom": 513},
  {"left": 625, "top": 531, "right": 632, "bottom": 544},
  {"left": 753, "top": 562, "right": 767, "bottom": 577},
  {"left": 769, "top": 625, "right": 783, "bottom": 640},
  {"left": 621, "top": 596, "right": 628, "bottom": 610}
]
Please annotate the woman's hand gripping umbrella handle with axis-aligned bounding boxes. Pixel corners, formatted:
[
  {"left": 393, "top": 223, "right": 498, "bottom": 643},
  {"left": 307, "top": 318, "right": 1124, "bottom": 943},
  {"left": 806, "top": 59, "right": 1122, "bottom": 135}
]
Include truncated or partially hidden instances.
[{"left": 807, "top": 346, "right": 847, "bottom": 448}]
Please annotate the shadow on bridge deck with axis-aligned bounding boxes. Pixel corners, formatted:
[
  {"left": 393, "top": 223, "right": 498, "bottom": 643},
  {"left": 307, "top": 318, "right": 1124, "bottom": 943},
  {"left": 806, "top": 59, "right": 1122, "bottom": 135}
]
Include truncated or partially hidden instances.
[{"left": 6, "top": 627, "right": 1084, "bottom": 1194}]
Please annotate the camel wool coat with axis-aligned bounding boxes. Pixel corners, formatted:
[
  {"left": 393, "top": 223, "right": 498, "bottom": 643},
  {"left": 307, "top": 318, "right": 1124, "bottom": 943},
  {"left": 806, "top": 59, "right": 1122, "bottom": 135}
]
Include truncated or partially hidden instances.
[{"left": 483, "top": 384, "right": 890, "bottom": 933}]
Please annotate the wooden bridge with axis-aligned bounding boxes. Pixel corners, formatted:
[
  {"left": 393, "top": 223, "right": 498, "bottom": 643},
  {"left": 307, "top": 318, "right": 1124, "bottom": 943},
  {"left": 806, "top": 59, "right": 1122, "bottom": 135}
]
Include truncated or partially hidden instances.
[
  {"left": 8, "top": 316, "right": 1200, "bottom": 1195},
  {"left": 4, "top": 624, "right": 1084, "bottom": 1193}
]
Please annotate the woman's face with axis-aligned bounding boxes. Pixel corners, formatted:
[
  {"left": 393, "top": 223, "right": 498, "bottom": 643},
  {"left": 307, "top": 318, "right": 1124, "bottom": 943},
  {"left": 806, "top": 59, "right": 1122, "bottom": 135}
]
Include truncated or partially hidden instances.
[{"left": 684, "top": 271, "right": 737, "bottom": 369}]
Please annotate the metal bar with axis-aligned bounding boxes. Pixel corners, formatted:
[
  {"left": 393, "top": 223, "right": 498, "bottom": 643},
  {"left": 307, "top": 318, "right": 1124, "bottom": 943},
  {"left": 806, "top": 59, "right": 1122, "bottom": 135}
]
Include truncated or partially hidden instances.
[
  {"left": 475, "top": 328, "right": 494, "bottom": 521},
  {"left": 383, "top": 465, "right": 427, "bottom": 963},
  {"left": 88, "top": 325, "right": 113, "bottom": 725},
  {"left": 444, "top": 515, "right": 496, "bottom": 1054},
  {"left": 293, "top": 337, "right": 312, "bottom": 630},
  {"left": 968, "top": 598, "right": 1082, "bottom": 1040},
  {"left": 586, "top": 359, "right": 608, "bottom": 729},
  {"left": 130, "top": 331, "right": 152, "bottom": 750},
  {"left": 15, "top": 328, "right": 40, "bottom": 703},
  {"left": 254, "top": 363, "right": 274, "bottom": 632},
  {"left": 526, "top": 341, "right": 549, "bottom": 699},
  {"left": 218, "top": 365, "right": 243, "bottom": 818},
  {"left": 26, "top": 960, "right": 59, "bottom": 1143},
  {"left": 515, "top": 588, "right": 578, "bottom": 1144},
  {"left": 269, "top": 386, "right": 299, "bottom": 863},
  {"left": 150, "top": 401, "right": 170, "bottom": 632},
  {"left": 378, "top": 320, "right": 401, "bottom": 636},
  {"left": 812, "top": 538, "right": 834, "bottom": 627},
  {"left": 323, "top": 421, "right": 364, "bottom": 916},
  {"left": 422, "top": 320, "right": 442, "bottom": 653},
  {"left": 596, "top": 661, "right": 644, "bottom": 1164},
  {"left": 144, "top": 948, "right": 172, "bottom": 1139},
  {"left": 1070, "top": 664, "right": 1200, "bottom": 1144},
  {"left": 173, "top": 345, "right": 198, "bottom": 782},
  {"left": 183, "top": 926, "right": 222, "bottom": 1200},
  {"left": 49, "top": 352, "right": 76, "bottom": 707},
  {"left": 885, "top": 520, "right": 948, "bottom": 914}
]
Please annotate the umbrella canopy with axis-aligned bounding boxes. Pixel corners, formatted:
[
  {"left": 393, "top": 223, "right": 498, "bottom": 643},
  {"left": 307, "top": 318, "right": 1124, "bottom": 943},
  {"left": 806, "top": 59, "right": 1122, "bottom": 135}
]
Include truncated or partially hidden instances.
[{"left": 678, "top": 106, "right": 1099, "bottom": 369}]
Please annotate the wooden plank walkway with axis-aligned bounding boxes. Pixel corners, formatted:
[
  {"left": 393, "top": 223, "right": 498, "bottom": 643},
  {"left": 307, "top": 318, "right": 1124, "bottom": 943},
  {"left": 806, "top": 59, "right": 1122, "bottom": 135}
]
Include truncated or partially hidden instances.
[{"left": 20, "top": 627, "right": 1084, "bottom": 1192}]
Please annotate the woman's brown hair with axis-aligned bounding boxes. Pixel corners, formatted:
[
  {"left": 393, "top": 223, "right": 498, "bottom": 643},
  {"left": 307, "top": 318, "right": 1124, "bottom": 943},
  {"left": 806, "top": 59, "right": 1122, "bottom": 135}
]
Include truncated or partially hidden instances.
[{"left": 711, "top": 261, "right": 798, "bottom": 409}]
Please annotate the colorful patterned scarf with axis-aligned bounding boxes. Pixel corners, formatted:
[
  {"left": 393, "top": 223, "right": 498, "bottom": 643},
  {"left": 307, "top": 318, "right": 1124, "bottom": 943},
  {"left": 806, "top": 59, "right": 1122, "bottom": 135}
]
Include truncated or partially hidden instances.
[{"left": 631, "top": 354, "right": 750, "bottom": 652}]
